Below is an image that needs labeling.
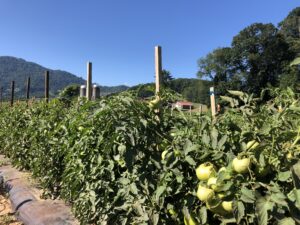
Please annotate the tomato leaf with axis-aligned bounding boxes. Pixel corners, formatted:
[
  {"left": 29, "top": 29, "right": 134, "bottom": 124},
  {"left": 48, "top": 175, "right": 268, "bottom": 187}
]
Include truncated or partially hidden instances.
[
  {"left": 199, "top": 206, "right": 207, "bottom": 224},
  {"left": 235, "top": 201, "right": 245, "bottom": 224},
  {"left": 185, "top": 155, "right": 196, "bottom": 166},
  {"left": 255, "top": 196, "right": 274, "bottom": 225},
  {"left": 155, "top": 185, "right": 166, "bottom": 202},
  {"left": 278, "top": 171, "right": 291, "bottom": 182},
  {"left": 240, "top": 187, "right": 255, "bottom": 203},
  {"left": 277, "top": 217, "right": 296, "bottom": 225}
]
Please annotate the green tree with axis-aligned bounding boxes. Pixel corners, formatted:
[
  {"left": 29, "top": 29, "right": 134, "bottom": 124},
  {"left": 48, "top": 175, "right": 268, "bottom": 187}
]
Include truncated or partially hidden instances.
[
  {"left": 197, "top": 47, "right": 241, "bottom": 95},
  {"left": 278, "top": 7, "right": 300, "bottom": 91},
  {"left": 198, "top": 23, "right": 295, "bottom": 95},
  {"left": 181, "top": 80, "right": 211, "bottom": 104},
  {"left": 161, "top": 70, "right": 174, "bottom": 87},
  {"left": 232, "top": 23, "right": 293, "bottom": 94},
  {"left": 59, "top": 84, "right": 80, "bottom": 99},
  {"left": 169, "top": 78, "right": 212, "bottom": 104},
  {"left": 278, "top": 7, "right": 300, "bottom": 54}
]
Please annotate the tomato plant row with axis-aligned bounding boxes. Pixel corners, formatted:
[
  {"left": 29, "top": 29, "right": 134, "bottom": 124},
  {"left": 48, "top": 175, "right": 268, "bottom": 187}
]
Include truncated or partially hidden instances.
[{"left": 0, "top": 88, "right": 299, "bottom": 225}]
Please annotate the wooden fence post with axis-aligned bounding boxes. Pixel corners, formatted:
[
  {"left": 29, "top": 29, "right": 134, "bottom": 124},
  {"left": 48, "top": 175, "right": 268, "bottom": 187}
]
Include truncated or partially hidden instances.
[
  {"left": 0, "top": 86, "right": 2, "bottom": 107},
  {"left": 155, "top": 46, "right": 162, "bottom": 94},
  {"left": 210, "top": 87, "right": 216, "bottom": 117},
  {"left": 10, "top": 81, "right": 15, "bottom": 107},
  {"left": 86, "top": 62, "right": 92, "bottom": 100},
  {"left": 297, "top": 17, "right": 300, "bottom": 38},
  {"left": 45, "top": 71, "right": 49, "bottom": 103},
  {"left": 26, "top": 77, "right": 30, "bottom": 103}
]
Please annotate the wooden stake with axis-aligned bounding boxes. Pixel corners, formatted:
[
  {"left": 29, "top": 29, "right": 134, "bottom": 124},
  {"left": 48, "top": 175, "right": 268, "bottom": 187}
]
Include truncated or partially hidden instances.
[
  {"left": 210, "top": 87, "right": 216, "bottom": 117},
  {"left": 10, "top": 81, "right": 15, "bottom": 107},
  {"left": 155, "top": 46, "right": 162, "bottom": 94},
  {"left": 26, "top": 77, "right": 30, "bottom": 102},
  {"left": 0, "top": 86, "right": 2, "bottom": 107},
  {"left": 86, "top": 62, "right": 92, "bottom": 100},
  {"left": 45, "top": 71, "right": 49, "bottom": 103},
  {"left": 298, "top": 17, "right": 300, "bottom": 38}
]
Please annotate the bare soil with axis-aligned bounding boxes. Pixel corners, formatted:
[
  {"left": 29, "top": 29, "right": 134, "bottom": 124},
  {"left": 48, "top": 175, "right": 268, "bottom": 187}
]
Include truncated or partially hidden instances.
[{"left": 0, "top": 193, "right": 22, "bottom": 225}]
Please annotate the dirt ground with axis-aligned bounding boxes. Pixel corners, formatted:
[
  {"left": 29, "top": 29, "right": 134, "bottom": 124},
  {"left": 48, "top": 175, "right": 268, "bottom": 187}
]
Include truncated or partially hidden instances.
[{"left": 0, "top": 194, "right": 22, "bottom": 225}]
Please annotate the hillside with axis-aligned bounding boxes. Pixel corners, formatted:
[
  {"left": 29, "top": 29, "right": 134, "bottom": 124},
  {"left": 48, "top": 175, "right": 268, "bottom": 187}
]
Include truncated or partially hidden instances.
[
  {"left": 0, "top": 56, "right": 213, "bottom": 102},
  {"left": 129, "top": 78, "right": 213, "bottom": 104},
  {"left": 0, "top": 56, "right": 128, "bottom": 98}
]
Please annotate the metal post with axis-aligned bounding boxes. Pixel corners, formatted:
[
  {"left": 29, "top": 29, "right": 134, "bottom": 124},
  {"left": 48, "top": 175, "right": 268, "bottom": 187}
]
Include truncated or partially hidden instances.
[
  {"left": 86, "top": 62, "right": 92, "bottom": 100},
  {"left": 92, "top": 85, "right": 100, "bottom": 100},
  {"left": 155, "top": 46, "right": 162, "bottom": 94},
  {"left": 210, "top": 87, "right": 216, "bottom": 117},
  {"left": 80, "top": 85, "right": 86, "bottom": 98},
  {"left": 45, "top": 71, "right": 49, "bottom": 103},
  {"left": 10, "top": 81, "right": 15, "bottom": 107}
]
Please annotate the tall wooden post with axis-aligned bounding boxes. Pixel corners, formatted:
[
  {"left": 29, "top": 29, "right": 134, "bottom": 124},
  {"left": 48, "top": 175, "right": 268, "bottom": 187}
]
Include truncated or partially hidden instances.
[
  {"left": 26, "top": 77, "right": 30, "bottom": 102},
  {"left": 86, "top": 62, "right": 92, "bottom": 100},
  {"left": 210, "top": 87, "right": 216, "bottom": 117},
  {"left": 10, "top": 81, "right": 15, "bottom": 107},
  {"left": 298, "top": 17, "right": 300, "bottom": 38},
  {"left": 155, "top": 46, "right": 162, "bottom": 94},
  {"left": 0, "top": 86, "right": 2, "bottom": 107},
  {"left": 45, "top": 71, "right": 49, "bottom": 103}
]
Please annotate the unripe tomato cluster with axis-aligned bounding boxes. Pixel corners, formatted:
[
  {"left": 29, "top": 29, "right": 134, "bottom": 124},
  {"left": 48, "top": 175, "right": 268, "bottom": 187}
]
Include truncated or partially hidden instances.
[
  {"left": 195, "top": 157, "right": 251, "bottom": 215},
  {"left": 195, "top": 163, "right": 233, "bottom": 214}
]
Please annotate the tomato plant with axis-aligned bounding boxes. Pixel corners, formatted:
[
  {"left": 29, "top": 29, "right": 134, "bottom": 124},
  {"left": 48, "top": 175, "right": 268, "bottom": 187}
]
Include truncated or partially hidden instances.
[{"left": 0, "top": 88, "right": 299, "bottom": 225}]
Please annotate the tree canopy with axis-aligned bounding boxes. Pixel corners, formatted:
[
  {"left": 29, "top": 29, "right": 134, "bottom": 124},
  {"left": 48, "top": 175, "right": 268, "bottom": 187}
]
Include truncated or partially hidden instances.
[{"left": 198, "top": 8, "right": 300, "bottom": 95}]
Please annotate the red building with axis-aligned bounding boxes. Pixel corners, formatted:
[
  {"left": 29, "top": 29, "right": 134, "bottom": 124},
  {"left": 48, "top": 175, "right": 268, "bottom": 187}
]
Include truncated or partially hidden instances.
[{"left": 173, "top": 101, "right": 193, "bottom": 110}]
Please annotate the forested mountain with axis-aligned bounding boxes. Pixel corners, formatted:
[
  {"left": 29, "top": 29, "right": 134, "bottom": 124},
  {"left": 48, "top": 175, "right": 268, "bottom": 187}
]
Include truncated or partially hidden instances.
[{"left": 0, "top": 56, "right": 128, "bottom": 98}]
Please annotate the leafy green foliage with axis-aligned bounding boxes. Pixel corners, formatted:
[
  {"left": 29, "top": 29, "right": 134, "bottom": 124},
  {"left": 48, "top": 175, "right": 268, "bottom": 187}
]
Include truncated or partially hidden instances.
[
  {"left": 130, "top": 78, "right": 212, "bottom": 104},
  {"left": 0, "top": 88, "right": 299, "bottom": 224},
  {"left": 59, "top": 84, "right": 80, "bottom": 100}
]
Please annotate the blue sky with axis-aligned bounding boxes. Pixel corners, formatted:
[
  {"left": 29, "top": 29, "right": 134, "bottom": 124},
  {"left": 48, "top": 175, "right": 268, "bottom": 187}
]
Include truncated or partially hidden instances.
[{"left": 0, "top": 1, "right": 299, "bottom": 86}]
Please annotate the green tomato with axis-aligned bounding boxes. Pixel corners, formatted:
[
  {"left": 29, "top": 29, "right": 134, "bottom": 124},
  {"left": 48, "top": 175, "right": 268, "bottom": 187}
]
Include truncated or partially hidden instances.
[
  {"left": 168, "top": 209, "right": 176, "bottom": 215},
  {"left": 217, "top": 192, "right": 226, "bottom": 199},
  {"left": 221, "top": 201, "right": 233, "bottom": 213},
  {"left": 219, "top": 167, "right": 227, "bottom": 172},
  {"left": 246, "top": 140, "right": 259, "bottom": 150},
  {"left": 206, "top": 202, "right": 226, "bottom": 215},
  {"left": 161, "top": 150, "right": 168, "bottom": 160},
  {"left": 184, "top": 216, "right": 197, "bottom": 225},
  {"left": 286, "top": 152, "right": 293, "bottom": 160},
  {"left": 207, "top": 177, "right": 217, "bottom": 190},
  {"left": 196, "top": 162, "right": 216, "bottom": 181},
  {"left": 232, "top": 157, "right": 251, "bottom": 174},
  {"left": 174, "top": 149, "right": 181, "bottom": 157},
  {"left": 197, "top": 185, "right": 215, "bottom": 202},
  {"left": 170, "top": 132, "right": 176, "bottom": 137}
]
